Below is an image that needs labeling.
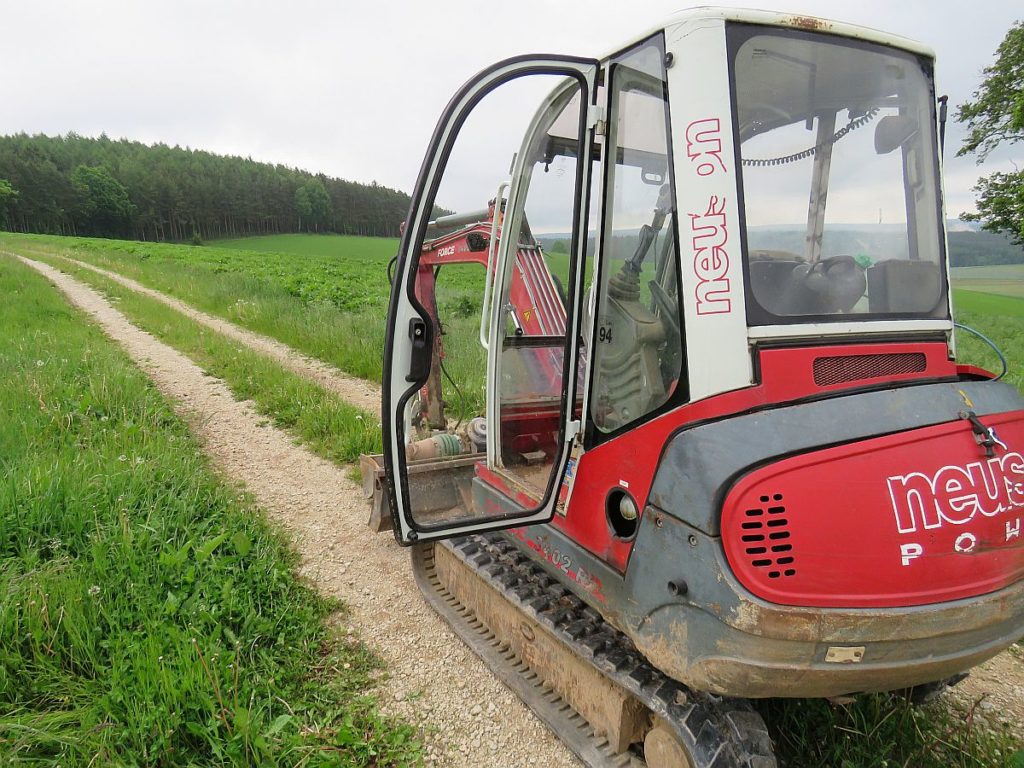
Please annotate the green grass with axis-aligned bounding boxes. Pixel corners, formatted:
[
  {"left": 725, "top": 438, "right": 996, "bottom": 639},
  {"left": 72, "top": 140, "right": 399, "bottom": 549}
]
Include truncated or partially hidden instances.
[
  {"left": 212, "top": 233, "right": 399, "bottom": 261},
  {"left": 952, "top": 265, "right": 1024, "bottom": 300},
  {"left": 0, "top": 231, "right": 488, "bottom": 414},
  {"left": 0, "top": 255, "right": 421, "bottom": 766},
  {"left": 0, "top": 232, "right": 486, "bottom": 392},
  {"left": 29, "top": 251, "right": 382, "bottom": 464},
  {"left": 953, "top": 289, "right": 1024, "bottom": 393},
  {"left": 3, "top": 234, "right": 1023, "bottom": 766},
  {"left": 760, "top": 694, "right": 1022, "bottom": 768}
]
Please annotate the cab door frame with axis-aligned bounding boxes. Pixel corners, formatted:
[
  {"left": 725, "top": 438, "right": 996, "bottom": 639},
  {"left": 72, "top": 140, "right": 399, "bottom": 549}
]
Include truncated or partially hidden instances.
[{"left": 383, "top": 55, "right": 601, "bottom": 545}]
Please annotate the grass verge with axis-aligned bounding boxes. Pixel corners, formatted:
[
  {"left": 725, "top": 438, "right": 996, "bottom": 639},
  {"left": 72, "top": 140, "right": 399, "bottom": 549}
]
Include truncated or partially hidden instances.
[
  {"left": 0, "top": 255, "right": 419, "bottom": 765},
  {"left": 954, "top": 289, "right": 1024, "bottom": 392},
  {"left": 27, "top": 251, "right": 382, "bottom": 464},
  {"left": 759, "top": 694, "right": 1022, "bottom": 768}
]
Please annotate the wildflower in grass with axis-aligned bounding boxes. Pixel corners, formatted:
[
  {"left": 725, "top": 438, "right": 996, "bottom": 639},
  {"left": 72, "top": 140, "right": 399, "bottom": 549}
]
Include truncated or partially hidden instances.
[
  {"left": 36, "top": 359, "right": 44, "bottom": 367},
  {"left": 118, "top": 454, "right": 127, "bottom": 462},
  {"left": 88, "top": 585, "right": 101, "bottom": 597}
]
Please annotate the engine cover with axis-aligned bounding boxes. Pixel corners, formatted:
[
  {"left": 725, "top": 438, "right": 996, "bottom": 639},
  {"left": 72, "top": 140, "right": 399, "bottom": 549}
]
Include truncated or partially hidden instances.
[{"left": 722, "top": 412, "right": 1024, "bottom": 608}]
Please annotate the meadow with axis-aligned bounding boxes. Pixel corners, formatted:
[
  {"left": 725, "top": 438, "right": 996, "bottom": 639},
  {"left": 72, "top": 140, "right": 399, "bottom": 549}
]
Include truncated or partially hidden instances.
[
  {"left": 4, "top": 230, "right": 1024, "bottom": 402},
  {"left": 952, "top": 265, "right": 1024, "bottom": 300},
  {"left": 0, "top": 232, "right": 489, "bottom": 415},
  {"left": 2, "top": 230, "right": 1023, "bottom": 766},
  {"left": 0, "top": 255, "right": 420, "bottom": 765}
]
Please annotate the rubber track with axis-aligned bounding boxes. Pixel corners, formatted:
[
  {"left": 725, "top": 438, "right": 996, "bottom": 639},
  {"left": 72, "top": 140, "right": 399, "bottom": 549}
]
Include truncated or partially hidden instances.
[{"left": 412, "top": 533, "right": 777, "bottom": 768}]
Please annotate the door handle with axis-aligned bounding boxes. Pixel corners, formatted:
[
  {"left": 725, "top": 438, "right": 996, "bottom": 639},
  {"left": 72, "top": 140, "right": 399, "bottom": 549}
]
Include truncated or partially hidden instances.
[{"left": 406, "top": 318, "right": 431, "bottom": 383}]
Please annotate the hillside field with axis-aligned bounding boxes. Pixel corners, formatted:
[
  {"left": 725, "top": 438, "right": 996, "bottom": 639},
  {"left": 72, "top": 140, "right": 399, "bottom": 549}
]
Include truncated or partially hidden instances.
[
  {"left": 952, "top": 264, "right": 1024, "bottom": 300},
  {"left": 6, "top": 231, "right": 1023, "bottom": 393}
]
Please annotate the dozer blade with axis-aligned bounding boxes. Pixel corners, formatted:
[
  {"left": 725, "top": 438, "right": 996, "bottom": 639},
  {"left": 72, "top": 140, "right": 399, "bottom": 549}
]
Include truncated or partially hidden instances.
[{"left": 412, "top": 535, "right": 777, "bottom": 768}]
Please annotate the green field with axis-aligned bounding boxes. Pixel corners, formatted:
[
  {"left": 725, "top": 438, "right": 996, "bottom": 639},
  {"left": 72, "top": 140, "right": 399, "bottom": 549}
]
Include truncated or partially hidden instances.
[
  {"left": 27, "top": 250, "right": 383, "bottom": 464},
  {"left": 0, "top": 255, "right": 419, "bottom": 765},
  {"left": 3, "top": 231, "right": 1023, "bottom": 766},
  {"left": 952, "top": 264, "right": 1024, "bottom": 300},
  {"left": 0, "top": 231, "right": 490, "bottom": 415},
  {"left": 212, "top": 233, "right": 400, "bottom": 261},
  {"left": 6, "top": 230, "right": 1024, "bottom": 402}
]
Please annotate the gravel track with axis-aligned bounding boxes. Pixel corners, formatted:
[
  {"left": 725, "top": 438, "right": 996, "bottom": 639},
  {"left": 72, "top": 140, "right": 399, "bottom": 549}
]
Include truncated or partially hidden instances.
[
  {"left": 58, "top": 254, "right": 382, "bottom": 416},
  {"left": 14, "top": 254, "right": 577, "bottom": 767}
]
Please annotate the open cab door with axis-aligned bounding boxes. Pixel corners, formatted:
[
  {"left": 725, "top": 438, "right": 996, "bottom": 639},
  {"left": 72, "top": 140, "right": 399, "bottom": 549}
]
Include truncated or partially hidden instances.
[{"left": 383, "top": 56, "right": 599, "bottom": 544}]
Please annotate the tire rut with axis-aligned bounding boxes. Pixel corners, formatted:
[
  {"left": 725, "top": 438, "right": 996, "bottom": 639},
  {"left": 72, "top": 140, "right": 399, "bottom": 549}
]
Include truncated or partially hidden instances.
[
  {"left": 57, "top": 253, "right": 381, "bottom": 417},
  {"left": 12, "top": 254, "right": 577, "bottom": 767}
]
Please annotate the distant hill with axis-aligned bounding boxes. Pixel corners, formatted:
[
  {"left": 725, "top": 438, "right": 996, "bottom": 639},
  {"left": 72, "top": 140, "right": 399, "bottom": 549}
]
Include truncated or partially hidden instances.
[
  {"left": 746, "top": 227, "right": 1024, "bottom": 267},
  {"left": 946, "top": 230, "right": 1024, "bottom": 267},
  {"left": 539, "top": 223, "right": 1024, "bottom": 268},
  {"left": 0, "top": 133, "right": 413, "bottom": 241}
]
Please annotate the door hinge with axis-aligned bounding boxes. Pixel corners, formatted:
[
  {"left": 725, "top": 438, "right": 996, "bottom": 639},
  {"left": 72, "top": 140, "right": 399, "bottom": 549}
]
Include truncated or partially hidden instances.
[
  {"left": 588, "top": 105, "right": 606, "bottom": 135},
  {"left": 564, "top": 419, "right": 582, "bottom": 442}
]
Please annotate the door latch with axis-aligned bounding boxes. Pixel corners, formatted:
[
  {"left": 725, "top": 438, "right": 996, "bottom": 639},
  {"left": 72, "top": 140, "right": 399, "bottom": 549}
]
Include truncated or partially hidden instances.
[{"left": 407, "top": 318, "right": 431, "bottom": 383}]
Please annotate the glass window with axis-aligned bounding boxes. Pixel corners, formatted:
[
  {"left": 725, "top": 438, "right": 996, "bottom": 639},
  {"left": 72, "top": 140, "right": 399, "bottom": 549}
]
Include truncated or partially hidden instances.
[
  {"left": 495, "top": 79, "right": 588, "bottom": 500},
  {"left": 590, "top": 35, "right": 684, "bottom": 434},
  {"left": 729, "top": 25, "right": 948, "bottom": 323},
  {"left": 398, "top": 71, "right": 592, "bottom": 529}
]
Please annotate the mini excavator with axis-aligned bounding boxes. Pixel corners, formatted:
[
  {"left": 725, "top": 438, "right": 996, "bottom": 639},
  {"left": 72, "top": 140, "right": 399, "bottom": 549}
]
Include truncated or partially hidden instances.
[{"left": 362, "top": 9, "right": 1024, "bottom": 766}]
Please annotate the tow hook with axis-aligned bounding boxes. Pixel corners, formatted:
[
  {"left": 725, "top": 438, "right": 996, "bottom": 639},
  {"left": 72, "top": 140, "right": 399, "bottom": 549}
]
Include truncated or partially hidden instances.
[{"left": 959, "top": 410, "right": 1008, "bottom": 457}]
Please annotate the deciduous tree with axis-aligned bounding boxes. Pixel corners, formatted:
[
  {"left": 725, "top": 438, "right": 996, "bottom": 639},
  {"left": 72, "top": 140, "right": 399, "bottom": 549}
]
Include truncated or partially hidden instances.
[
  {"left": 0, "top": 178, "right": 17, "bottom": 230},
  {"left": 71, "top": 164, "right": 136, "bottom": 236},
  {"left": 957, "top": 20, "right": 1024, "bottom": 246}
]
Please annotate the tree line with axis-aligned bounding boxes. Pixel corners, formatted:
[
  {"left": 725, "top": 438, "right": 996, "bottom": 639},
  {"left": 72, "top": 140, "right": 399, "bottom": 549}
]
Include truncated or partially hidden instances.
[{"left": 0, "top": 133, "right": 413, "bottom": 241}]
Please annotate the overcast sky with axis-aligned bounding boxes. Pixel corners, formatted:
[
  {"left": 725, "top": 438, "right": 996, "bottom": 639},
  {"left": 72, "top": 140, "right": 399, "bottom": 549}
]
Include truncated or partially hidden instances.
[{"left": 2, "top": 0, "right": 1020, "bottom": 221}]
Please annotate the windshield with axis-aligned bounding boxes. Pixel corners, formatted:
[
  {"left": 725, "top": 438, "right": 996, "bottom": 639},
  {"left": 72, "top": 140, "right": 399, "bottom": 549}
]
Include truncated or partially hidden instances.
[{"left": 728, "top": 24, "right": 948, "bottom": 324}]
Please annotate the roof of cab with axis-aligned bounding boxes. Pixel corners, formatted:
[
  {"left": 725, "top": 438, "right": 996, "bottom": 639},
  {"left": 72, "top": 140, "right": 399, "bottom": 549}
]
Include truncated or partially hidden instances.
[{"left": 605, "top": 6, "right": 935, "bottom": 61}]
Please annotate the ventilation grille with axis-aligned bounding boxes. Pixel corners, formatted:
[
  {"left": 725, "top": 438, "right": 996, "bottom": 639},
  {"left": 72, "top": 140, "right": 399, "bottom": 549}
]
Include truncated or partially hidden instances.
[
  {"left": 741, "top": 493, "right": 795, "bottom": 579},
  {"left": 813, "top": 352, "right": 927, "bottom": 387}
]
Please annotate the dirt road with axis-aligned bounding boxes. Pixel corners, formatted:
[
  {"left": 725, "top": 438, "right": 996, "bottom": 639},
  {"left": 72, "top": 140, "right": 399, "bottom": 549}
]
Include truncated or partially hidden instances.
[
  {"left": 61, "top": 254, "right": 382, "bottom": 415},
  {"left": 16, "top": 254, "right": 577, "bottom": 767}
]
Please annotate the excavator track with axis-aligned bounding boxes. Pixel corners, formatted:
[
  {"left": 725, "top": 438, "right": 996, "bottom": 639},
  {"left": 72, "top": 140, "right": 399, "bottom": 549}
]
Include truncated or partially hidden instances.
[{"left": 412, "top": 533, "right": 776, "bottom": 768}]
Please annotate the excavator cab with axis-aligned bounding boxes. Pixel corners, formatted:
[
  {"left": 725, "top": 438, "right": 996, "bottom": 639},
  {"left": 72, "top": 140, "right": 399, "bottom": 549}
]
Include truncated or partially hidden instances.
[
  {"left": 382, "top": 12, "right": 959, "bottom": 544},
  {"left": 375, "top": 10, "right": 1023, "bottom": 767}
]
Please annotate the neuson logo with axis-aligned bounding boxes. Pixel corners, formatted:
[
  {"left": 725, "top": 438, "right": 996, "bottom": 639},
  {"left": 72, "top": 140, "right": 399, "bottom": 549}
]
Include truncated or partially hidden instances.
[{"left": 887, "top": 451, "right": 1024, "bottom": 565}]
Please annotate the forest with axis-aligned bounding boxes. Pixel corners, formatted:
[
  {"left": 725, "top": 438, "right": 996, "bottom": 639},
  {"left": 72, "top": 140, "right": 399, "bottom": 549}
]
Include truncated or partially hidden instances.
[{"left": 0, "top": 133, "right": 412, "bottom": 241}]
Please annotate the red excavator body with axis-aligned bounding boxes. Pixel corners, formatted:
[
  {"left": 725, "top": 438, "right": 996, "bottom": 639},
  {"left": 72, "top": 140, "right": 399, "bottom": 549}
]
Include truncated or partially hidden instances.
[{"left": 366, "top": 8, "right": 1024, "bottom": 766}]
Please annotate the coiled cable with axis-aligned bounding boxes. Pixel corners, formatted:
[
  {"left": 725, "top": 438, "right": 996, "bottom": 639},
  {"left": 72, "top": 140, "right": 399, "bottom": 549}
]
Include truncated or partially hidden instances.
[{"left": 741, "top": 108, "right": 881, "bottom": 167}]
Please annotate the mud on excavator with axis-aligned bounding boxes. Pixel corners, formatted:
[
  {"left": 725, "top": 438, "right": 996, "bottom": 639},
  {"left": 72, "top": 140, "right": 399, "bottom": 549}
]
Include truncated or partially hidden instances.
[{"left": 360, "top": 8, "right": 1024, "bottom": 767}]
